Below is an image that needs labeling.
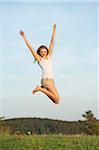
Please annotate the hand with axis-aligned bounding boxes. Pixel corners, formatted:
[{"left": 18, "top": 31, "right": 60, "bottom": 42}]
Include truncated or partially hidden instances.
[
  {"left": 53, "top": 24, "right": 56, "bottom": 29},
  {"left": 20, "top": 30, "right": 24, "bottom": 36}
]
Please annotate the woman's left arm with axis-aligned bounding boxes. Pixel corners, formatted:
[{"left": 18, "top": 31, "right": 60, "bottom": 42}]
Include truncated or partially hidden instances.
[{"left": 48, "top": 24, "right": 56, "bottom": 56}]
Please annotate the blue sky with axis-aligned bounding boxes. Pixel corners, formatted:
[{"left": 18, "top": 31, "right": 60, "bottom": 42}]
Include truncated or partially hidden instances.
[{"left": 0, "top": 1, "right": 98, "bottom": 121}]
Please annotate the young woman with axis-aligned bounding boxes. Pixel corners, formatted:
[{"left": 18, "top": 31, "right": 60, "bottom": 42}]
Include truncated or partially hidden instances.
[{"left": 20, "top": 24, "right": 60, "bottom": 104}]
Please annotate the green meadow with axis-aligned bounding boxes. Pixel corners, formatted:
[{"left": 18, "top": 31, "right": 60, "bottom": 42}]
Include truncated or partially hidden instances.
[{"left": 0, "top": 134, "right": 99, "bottom": 150}]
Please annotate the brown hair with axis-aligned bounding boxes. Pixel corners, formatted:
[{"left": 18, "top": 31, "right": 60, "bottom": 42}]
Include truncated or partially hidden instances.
[
  {"left": 33, "top": 45, "right": 49, "bottom": 63},
  {"left": 37, "top": 45, "right": 49, "bottom": 56}
]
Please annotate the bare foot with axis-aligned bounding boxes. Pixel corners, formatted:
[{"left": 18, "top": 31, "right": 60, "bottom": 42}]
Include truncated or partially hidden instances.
[{"left": 32, "top": 86, "right": 42, "bottom": 94}]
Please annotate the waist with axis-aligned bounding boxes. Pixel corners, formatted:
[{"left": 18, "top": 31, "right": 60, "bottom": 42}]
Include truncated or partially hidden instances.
[
  {"left": 41, "top": 78, "right": 54, "bottom": 82},
  {"left": 41, "top": 70, "right": 54, "bottom": 79}
]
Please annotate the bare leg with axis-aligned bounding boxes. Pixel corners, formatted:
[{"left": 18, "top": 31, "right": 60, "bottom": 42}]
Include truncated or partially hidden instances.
[{"left": 32, "top": 86, "right": 60, "bottom": 104}]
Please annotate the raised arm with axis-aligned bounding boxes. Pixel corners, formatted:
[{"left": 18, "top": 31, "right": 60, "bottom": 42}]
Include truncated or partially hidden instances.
[
  {"left": 48, "top": 24, "right": 56, "bottom": 56},
  {"left": 20, "top": 31, "right": 41, "bottom": 62}
]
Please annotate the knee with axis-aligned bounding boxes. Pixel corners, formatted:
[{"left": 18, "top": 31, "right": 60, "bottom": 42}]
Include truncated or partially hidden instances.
[{"left": 54, "top": 96, "right": 60, "bottom": 104}]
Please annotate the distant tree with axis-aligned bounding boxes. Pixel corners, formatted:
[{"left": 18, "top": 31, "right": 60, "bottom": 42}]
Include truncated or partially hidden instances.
[
  {"left": 4, "top": 117, "right": 99, "bottom": 135},
  {"left": 82, "top": 110, "right": 96, "bottom": 121},
  {"left": 82, "top": 110, "right": 99, "bottom": 135},
  {"left": 0, "top": 117, "right": 9, "bottom": 134},
  {"left": 0, "top": 117, "right": 5, "bottom": 132}
]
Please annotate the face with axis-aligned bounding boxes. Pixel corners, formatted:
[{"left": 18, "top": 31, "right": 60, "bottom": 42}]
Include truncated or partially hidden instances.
[{"left": 39, "top": 48, "right": 48, "bottom": 58}]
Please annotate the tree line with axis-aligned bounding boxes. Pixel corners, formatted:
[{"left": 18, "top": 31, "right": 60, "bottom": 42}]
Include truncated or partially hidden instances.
[{"left": 0, "top": 110, "right": 99, "bottom": 135}]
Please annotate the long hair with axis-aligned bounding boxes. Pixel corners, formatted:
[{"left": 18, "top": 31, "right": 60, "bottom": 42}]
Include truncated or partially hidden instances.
[{"left": 33, "top": 45, "right": 49, "bottom": 63}]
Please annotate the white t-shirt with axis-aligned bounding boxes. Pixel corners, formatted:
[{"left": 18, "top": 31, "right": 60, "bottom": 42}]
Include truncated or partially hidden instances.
[{"left": 38, "top": 56, "right": 54, "bottom": 79}]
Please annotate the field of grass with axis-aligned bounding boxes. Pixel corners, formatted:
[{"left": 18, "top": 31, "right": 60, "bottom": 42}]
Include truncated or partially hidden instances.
[{"left": 0, "top": 134, "right": 99, "bottom": 150}]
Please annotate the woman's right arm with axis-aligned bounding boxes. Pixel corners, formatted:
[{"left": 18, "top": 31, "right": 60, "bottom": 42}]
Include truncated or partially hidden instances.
[{"left": 20, "top": 31, "right": 41, "bottom": 62}]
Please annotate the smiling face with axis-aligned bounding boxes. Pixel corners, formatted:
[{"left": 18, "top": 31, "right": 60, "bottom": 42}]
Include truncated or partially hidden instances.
[
  {"left": 37, "top": 45, "right": 49, "bottom": 59},
  {"left": 39, "top": 48, "right": 48, "bottom": 58}
]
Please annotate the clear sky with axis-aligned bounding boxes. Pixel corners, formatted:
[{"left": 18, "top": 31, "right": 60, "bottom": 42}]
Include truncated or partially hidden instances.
[{"left": 0, "top": 1, "right": 98, "bottom": 121}]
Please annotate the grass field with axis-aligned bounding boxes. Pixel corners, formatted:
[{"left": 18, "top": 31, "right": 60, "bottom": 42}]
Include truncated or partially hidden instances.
[{"left": 0, "top": 134, "right": 99, "bottom": 150}]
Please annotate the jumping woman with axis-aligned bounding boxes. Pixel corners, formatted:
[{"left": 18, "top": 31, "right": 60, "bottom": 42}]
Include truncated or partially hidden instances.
[{"left": 20, "top": 24, "right": 60, "bottom": 104}]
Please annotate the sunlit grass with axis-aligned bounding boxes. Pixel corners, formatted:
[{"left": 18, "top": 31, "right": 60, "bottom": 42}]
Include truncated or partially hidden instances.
[{"left": 0, "top": 134, "right": 99, "bottom": 150}]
